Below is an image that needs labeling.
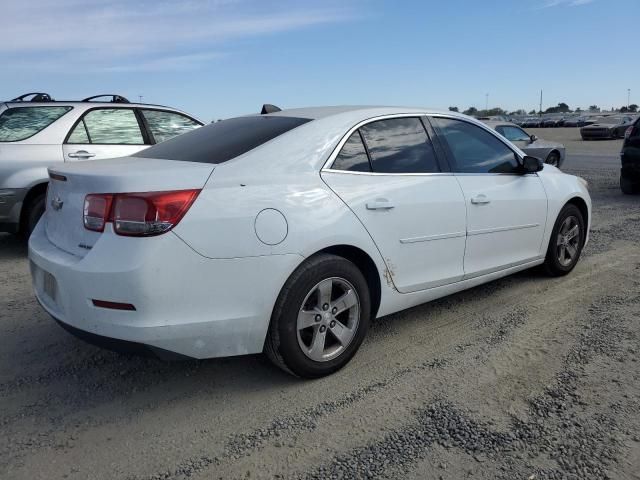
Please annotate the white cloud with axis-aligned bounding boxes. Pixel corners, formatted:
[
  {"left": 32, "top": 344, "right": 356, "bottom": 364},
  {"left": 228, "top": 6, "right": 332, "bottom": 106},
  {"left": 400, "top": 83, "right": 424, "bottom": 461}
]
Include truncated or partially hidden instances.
[
  {"left": 1, "top": 0, "right": 355, "bottom": 71},
  {"left": 539, "top": 0, "right": 596, "bottom": 8}
]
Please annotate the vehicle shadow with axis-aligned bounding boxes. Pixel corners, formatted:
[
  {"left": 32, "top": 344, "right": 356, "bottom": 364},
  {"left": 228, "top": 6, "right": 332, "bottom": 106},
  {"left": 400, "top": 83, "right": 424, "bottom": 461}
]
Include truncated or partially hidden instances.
[{"left": 0, "top": 233, "right": 27, "bottom": 259}]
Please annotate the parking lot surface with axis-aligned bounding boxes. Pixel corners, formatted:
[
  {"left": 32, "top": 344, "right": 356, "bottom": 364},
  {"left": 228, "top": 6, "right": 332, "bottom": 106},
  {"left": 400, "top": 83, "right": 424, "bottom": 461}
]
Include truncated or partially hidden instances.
[{"left": 1, "top": 129, "right": 639, "bottom": 479}]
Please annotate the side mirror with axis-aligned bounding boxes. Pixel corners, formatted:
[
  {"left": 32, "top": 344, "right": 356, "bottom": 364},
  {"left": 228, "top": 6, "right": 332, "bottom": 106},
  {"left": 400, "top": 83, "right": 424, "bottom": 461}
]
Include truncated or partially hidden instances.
[
  {"left": 529, "top": 134, "right": 538, "bottom": 143},
  {"left": 521, "top": 155, "right": 544, "bottom": 173}
]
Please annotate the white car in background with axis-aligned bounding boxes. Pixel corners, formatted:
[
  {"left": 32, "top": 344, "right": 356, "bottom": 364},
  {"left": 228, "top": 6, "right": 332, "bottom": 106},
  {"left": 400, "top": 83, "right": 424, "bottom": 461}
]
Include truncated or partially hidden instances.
[
  {"left": 0, "top": 93, "right": 203, "bottom": 236},
  {"left": 29, "top": 106, "right": 591, "bottom": 378}
]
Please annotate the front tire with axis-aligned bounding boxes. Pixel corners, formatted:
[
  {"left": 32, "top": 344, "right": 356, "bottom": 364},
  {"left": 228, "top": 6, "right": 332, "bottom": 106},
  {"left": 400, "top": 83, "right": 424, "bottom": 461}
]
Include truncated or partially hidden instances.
[
  {"left": 545, "top": 151, "right": 560, "bottom": 167},
  {"left": 265, "top": 254, "right": 371, "bottom": 378},
  {"left": 543, "top": 204, "right": 585, "bottom": 277}
]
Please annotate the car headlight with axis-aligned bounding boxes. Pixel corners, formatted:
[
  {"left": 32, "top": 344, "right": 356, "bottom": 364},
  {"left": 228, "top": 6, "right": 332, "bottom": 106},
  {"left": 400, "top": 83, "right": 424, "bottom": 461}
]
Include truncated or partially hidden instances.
[{"left": 577, "top": 176, "right": 589, "bottom": 189}]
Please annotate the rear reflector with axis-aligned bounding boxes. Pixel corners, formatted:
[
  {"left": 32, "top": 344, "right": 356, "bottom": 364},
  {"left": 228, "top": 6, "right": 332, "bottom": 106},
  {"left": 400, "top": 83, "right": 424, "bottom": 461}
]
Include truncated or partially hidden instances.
[
  {"left": 92, "top": 299, "right": 136, "bottom": 311},
  {"left": 83, "top": 189, "right": 200, "bottom": 236}
]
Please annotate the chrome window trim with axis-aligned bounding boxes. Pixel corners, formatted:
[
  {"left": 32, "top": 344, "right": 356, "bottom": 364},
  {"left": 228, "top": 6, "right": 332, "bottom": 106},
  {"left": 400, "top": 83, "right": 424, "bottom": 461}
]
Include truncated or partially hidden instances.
[
  {"left": 322, "top": 169, "right": 453, "bottom": 177},
  {"left": 321, "top": 113, "right": 438, "bottom": 174}
]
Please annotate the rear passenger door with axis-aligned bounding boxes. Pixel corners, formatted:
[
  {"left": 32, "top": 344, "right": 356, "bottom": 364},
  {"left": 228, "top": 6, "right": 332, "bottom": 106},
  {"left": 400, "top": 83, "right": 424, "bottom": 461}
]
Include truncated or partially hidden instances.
[
  {"left": 63, "top": 108, "right": 149, "bottom": 161},
  {"left": 321, "top": 116, "right": 467, "bottom": 293},
  {"left": 431, "top": 117, "right": 548, "bottom": 278}
]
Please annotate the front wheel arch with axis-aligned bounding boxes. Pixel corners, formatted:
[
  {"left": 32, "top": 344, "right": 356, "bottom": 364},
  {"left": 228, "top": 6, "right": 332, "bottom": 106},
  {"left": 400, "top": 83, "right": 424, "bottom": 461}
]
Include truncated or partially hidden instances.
[{"left": 20, "top": 182, "right": 48, "bottom": 236}]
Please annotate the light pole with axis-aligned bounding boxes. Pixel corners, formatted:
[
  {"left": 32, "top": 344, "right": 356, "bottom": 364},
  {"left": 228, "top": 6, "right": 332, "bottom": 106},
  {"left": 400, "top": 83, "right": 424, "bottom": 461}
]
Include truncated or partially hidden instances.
[
  {"left": 628, "top": 89, "right": 631, "bottom": 109},
  {"left": 485, "top": 93, "right": 489, "bottom": 111},
  {"left": 139, "top": 95, "right": 143, "bottom": 103}
]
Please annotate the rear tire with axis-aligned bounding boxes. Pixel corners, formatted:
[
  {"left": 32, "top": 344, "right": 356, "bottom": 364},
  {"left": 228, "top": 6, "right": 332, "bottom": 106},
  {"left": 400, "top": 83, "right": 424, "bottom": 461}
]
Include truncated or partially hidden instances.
[
  {"left": 265, "top": 254, "right": 371, "bottom": 378},
  {"left": 21, "top": 194, "right": 45, "bottom": 240},
  {"left": 620, "top": 175, "right": 637, "bottom": 195},
  {"left": 543, "top": 204, "right": 585, "bottom": 277}
]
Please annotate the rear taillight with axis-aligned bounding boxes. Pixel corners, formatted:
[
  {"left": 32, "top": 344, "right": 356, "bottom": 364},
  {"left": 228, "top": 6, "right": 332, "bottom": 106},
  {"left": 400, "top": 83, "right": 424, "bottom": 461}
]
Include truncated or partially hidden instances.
[
  {"left": 83, "top": 190, "right": 200, "bottom": 236},
  {"left": 84, "top": 194, "right": 113, "bottom": 232}
]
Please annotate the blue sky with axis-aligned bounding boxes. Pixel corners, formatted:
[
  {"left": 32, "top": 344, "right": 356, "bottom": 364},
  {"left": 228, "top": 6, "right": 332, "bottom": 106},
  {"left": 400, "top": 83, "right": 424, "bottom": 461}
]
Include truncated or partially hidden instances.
[{"left": 3, "top": 0, "right": 637, "bottom": 120}]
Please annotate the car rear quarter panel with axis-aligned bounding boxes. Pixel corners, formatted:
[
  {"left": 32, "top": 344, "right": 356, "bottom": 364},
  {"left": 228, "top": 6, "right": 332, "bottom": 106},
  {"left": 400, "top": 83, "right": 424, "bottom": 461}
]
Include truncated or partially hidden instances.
[{"left": 0, "top": 144, "right": 61, "bottom": 189}]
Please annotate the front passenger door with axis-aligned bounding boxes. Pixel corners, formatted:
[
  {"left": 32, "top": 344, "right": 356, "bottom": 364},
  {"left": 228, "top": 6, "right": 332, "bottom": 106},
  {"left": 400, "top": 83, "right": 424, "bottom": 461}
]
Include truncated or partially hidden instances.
[
  {"left": 431, "top": 117, "right": 548, "bottom": 278},
  {"left": 63, "top": 108, "right": 149, "bottom": 162}
]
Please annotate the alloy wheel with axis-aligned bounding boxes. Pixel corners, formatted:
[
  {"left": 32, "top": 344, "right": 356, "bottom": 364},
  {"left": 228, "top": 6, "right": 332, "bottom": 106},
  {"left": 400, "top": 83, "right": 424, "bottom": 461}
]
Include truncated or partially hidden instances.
[
  {"left": 296, "top": 277, "right": 360, "bottom": 362},
  {"left": 556, "top": 215, "right": 581, "bottom": 267}
]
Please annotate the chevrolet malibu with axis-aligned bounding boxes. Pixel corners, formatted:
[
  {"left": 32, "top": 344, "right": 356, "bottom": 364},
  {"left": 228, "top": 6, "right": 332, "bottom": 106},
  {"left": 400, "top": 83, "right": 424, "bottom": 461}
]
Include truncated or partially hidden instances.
[{"left": 29, "top": 106, "right": 591, "bottom": 378}]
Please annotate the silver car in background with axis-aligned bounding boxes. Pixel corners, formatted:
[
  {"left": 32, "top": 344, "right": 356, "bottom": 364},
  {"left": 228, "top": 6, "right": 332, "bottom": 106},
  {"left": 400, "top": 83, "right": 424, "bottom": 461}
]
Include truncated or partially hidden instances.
[
  {"left": 0, "top": 93, "right": 203, "bottom": 236},
  {"left": 483, "top": 121, "right": 565, "bottom": 168}
]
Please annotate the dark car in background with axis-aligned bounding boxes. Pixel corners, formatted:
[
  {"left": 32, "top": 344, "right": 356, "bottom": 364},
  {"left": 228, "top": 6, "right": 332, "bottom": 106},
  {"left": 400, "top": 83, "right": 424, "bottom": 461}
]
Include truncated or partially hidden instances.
[
  {"left": 542, "top": 117, "right": 565, "bottom": 128},
  {"left": 620, "top": 117, "right": 640, "bottom": 194},
  {"left": 521, "top": 117, "right": 542, "bottom": 128},
  {"left": 581, "top": 116, "right": 636, "bottom": 140}
]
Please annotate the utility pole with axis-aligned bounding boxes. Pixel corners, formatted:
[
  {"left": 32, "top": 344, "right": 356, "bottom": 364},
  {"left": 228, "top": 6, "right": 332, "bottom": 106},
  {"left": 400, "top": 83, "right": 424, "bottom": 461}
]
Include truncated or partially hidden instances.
[
  {"left": 628, "top": 89, "right": 631, "bottom": 108},
  {"left": 485, "top": 93, "right": 489, "bottom": 111},
  {"left": 539, "top": 90, "right": 543, "bottom": 116},
  {"left": 139, "top": 95, "right": 143, "bottom": 103}
]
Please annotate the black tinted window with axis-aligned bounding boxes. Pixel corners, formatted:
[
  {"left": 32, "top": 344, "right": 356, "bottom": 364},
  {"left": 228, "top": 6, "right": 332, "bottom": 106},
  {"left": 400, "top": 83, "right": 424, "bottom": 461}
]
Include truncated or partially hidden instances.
[
  {"left": 433, "top": 118, "right": 519, "bottom": 174},
  {"left": 332, "top": 132, "right": 371, "bottom": 172},
  {"left": 359, "top": 118, "right": 439, "bottom": 173},
  {"left": 135, "top": 115, "right": 311, "bottom": 163}
]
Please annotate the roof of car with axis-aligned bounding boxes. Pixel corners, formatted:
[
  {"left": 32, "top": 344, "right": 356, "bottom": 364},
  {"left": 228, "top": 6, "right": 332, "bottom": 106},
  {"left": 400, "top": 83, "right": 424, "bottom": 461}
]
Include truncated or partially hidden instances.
[{"left": 266, "top": 105, "right": 452, "bottom": 121}]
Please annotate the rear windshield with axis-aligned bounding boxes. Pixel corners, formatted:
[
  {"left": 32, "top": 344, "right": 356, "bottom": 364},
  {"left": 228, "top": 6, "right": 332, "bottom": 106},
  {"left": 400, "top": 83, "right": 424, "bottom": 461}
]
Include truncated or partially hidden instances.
[
  {"left": 134, "top": 115, "right": 312, "bottom": 163},
  {"left": 0, "top": 106, "right": 72, "bottom": 142}
]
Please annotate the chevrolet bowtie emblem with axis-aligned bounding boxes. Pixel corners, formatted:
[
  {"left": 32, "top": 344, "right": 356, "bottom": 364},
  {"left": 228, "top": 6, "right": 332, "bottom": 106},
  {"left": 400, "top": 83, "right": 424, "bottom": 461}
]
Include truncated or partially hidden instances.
[{"left": 51, "top": 196, "right": 64, "bottom": 211}]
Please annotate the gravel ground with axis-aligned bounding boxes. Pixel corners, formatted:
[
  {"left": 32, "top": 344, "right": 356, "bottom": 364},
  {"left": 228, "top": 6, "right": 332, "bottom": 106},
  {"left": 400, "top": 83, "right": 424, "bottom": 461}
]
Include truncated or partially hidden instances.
[{"left": 1, "top": 129, "right": 639, "bottom": 479}]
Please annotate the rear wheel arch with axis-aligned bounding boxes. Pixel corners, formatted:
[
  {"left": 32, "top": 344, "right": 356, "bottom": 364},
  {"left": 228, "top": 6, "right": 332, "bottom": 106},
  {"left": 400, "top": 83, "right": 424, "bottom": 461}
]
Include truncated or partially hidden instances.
[
  {"left": 314, "top": 245, "right": 382, "bottom": 320},
  {"left": 20, "top": 182, "right": 48, "bottom": 234}
]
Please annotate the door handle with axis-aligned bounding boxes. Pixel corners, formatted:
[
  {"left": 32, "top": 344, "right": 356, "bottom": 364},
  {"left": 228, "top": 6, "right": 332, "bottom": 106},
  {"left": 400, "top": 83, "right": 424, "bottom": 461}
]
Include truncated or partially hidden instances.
[
  {"left": 470, "top": 195, "right": 491, "bottom": 205},
  {"left": 68, "top": 150, "right": 95, "bottom": 159},
  {"left": 366, "top": 199, "right": 395, "bottom": 210}
]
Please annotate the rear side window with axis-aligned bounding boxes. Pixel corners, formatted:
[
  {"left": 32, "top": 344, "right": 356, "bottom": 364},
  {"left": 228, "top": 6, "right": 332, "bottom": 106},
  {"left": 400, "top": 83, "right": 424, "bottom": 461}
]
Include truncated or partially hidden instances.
[
  {"left": 0, "top": 106, "right": 72, "bottom": 142},
  {"left": 134, "top": 115, "right": 311, "bottom": 163},
  {"left": 141, "top": 109, "right": 201, "bottom": 144},
  {"left": 67, "top": 108, "right": 144, "bottom": 145},
  {"left": 359, "top": 117, "right": 439, "bottom": 173},
  {"left": 332, "top": 132, "right": 371, "bottom": 172},
  {"left": 433, "top": 118, "right": 519, "bottom": 174}
]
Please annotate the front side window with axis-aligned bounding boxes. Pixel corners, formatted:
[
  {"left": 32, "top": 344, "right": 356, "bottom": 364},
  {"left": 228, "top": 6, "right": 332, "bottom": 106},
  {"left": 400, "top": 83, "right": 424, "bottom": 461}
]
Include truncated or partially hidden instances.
[
  {"left": 0, "top": 106, "right": 72, "bottom": 142},
  {"left": 141, "top": 109, "right": 201, "bottom": 144},
  {"left": 332, "top": 132, "right": 371, "bottom": 172},
  {"left": 495, "top": 125, "right": 530, "bottom": 142},
  {"left": 359, "top": 117, "right": 439, "bottom": 173},
  {"left": 433, "top": 118, "right": 519, "bottom": 174},
  {"left": 67, "top": 108, "right": 144, "bottom": 145}
]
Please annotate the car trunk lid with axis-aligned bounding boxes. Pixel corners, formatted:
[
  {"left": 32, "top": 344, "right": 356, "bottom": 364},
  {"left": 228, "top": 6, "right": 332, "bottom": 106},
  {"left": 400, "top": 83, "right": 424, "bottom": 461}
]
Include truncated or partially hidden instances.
[{"left": 45, "top": 157, "right": 214, "bottom": 257}]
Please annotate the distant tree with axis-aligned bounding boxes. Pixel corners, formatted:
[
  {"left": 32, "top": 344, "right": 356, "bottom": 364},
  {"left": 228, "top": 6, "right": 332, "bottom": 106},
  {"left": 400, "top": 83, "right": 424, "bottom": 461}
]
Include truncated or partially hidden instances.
[
  {"left": 510, "top": 109, "right": 526, "bottom": 116},
  {"left": 589, "top": 105, "right": 599, "bottom": 112},
  {"left": 463, "top": 106, "right": 478, "bottom": 116},
  {"left": 528, "top": 109, "right": 536, "bottom": 115},
  {"left": 575, "top": 107, "right": 582, "bottom": 113},
  {"left": 545, "top": 102, "right": 571, "bottom": 114},
  {"left": 448, "top": 106, "right": 459, "bottom": 112},
  {"left": 629, "top": 104, "right": 638, "bottom": 112},
  {"left": 620, "top": 106, "right": 629, "bottom": 113}
]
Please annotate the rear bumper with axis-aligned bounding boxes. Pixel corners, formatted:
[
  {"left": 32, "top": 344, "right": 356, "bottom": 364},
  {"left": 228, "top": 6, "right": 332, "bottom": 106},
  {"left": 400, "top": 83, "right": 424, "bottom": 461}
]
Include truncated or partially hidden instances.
[
  {"left": 28, "top": 220, "right": 304, "bottom": 359},
  {"left": 0, "top": 188, "right": 27, "bottom": 232}
]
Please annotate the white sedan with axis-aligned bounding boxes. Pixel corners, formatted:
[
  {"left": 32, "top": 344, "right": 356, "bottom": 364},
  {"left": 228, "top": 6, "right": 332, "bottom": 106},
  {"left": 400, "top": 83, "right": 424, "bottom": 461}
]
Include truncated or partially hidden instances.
[{"left": 29, "top": 106, "right": 591, "bottom": 378}]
